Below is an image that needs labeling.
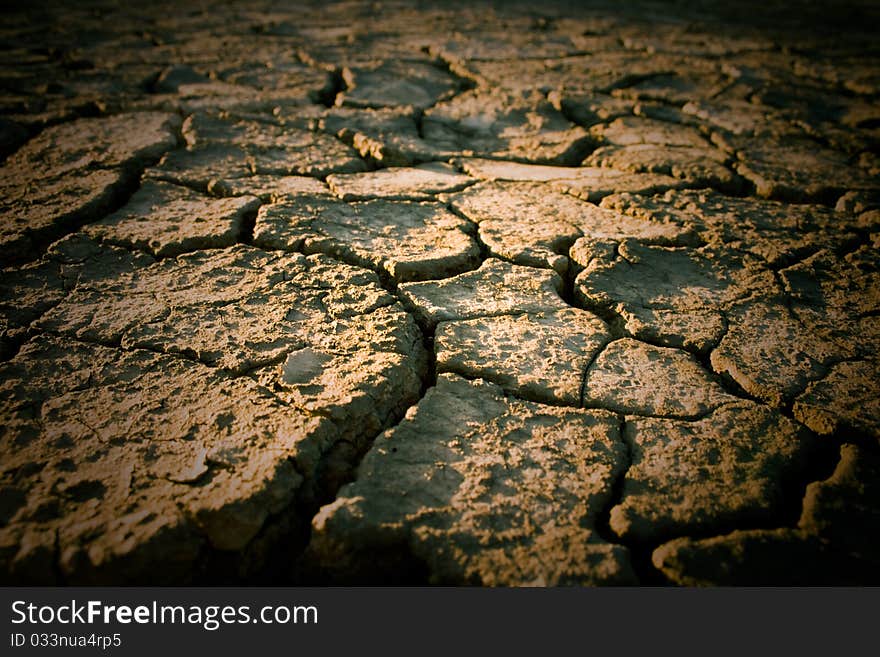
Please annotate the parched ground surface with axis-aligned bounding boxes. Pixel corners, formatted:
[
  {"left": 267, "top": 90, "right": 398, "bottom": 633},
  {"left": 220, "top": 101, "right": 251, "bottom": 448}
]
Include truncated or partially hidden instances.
[{"left": 1, "top": 0, "right": 878, "bottom": 585}]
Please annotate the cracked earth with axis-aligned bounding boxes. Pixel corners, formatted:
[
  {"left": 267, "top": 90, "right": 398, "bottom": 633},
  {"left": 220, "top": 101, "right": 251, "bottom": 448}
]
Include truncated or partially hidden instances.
[{"left": 1, "top": 0, "right": 878, "bottom": 585}]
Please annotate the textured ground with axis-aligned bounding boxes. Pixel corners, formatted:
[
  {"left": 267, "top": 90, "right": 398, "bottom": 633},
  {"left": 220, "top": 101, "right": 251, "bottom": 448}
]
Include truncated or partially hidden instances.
[{"left": 1, "top": 0, "right": 879, "bottom": 585}]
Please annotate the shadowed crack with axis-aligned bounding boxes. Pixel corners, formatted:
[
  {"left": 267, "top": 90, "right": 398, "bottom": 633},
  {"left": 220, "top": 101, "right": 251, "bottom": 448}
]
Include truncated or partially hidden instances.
[
  {"left": 317, "top": 68, "right": 347, "bottom": 108},
  {"left": 236, "top": 202, "right": 262, "bottom": 245},
  {"left": 590, "top": 416, "right": 668, "bottom": 585}
]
